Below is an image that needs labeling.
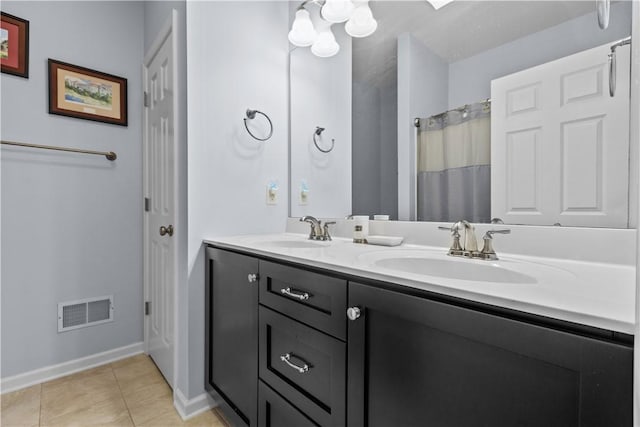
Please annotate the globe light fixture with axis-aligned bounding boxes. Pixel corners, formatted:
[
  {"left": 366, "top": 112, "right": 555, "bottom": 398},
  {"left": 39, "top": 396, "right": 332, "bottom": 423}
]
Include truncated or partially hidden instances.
[
  {"left": 321, "top": 0, "right": 355, "bottom": 23},
  {"left": 311, "top": 25, "right": 340, "bottom": 57},
  {"left": 345, "top": 0, "right": 377, "bottom": 38},
  {"left": 289, "top": 0, "right": 377, "bottom": 58},
  {"left": 288, "top": 9, "right": 318, "bottom": 47}
]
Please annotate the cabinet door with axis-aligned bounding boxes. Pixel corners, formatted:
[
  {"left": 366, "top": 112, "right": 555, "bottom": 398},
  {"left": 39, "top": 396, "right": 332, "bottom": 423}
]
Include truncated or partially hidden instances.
[
  {"left": 206, "top": 247, "right": 259, "bottom": 427},
  {"left": 347, "top": 282, "right": 633, "bottom": 427}
]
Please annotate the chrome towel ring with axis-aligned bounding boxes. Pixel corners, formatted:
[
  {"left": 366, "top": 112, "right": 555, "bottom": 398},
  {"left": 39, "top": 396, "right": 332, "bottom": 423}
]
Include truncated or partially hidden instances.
[
  {"left": 243, "top": 109, "right": 273, "bottom": 141},
  {"left": 313, "top": 126, "right": 335, "bottom": 153}
]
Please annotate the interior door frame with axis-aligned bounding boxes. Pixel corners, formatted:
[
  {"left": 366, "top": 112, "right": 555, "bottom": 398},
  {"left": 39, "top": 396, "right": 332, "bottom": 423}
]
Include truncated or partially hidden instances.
[{"left": 143, "top": 9, "right": 179, "bottom": 388}]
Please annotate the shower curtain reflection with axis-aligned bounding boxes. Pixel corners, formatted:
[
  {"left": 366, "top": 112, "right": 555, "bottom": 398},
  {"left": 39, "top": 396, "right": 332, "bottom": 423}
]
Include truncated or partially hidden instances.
[{"left": 416, "top": 101, "right": 491, "bottom": 223}]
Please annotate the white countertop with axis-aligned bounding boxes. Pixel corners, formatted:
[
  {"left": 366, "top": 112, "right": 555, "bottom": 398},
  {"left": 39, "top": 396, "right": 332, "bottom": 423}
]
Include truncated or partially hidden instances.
[{"left": 204, "top": 232, "right": 636, "bottom": 335}]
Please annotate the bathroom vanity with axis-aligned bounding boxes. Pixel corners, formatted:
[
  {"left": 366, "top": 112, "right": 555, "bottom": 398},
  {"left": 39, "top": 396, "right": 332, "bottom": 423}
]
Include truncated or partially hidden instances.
[{"left": 204, "top": 232, "right": 634, "bottom": 427}]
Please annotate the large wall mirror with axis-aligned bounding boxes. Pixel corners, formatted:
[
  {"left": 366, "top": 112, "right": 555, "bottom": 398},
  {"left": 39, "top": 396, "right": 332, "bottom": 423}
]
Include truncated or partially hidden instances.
[{"left": 289, "top": 0, "right": 634, "bottom": 228}]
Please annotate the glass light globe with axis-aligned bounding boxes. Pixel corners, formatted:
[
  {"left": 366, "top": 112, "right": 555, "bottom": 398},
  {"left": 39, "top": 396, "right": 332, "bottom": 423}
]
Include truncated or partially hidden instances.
[
  {"left": 288, "top": 9, "right": 317, "bottom": 47},
  {"left": 345, "top": 0, "right": 377, "bottom": 38},
  {"left": 321, "top": 0, "right": 355, "bottom": 23},
  {"left": 311, "top": 27, "right": 340, "bottom": 58}
]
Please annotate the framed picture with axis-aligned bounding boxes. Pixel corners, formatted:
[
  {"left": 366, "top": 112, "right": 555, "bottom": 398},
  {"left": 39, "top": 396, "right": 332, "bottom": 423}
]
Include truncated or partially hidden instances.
[
  {"left": 1, "top": 12, "right": 29, "bottom": 78},
  {"left": 48, "top": 59, "right": 128, "bottom": 126}
]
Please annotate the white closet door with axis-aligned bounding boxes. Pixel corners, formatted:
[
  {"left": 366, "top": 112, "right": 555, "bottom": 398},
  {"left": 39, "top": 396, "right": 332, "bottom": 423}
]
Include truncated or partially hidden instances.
[{"left": 491, "top": 41, "right": 630, "bottom": 227}]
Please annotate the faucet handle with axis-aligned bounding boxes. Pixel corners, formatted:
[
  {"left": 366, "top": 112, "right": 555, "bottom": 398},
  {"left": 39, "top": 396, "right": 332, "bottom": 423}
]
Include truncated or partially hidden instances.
[
  {"left": 484, "top": 229, "right": 511, "bottom": 239},
  {"left": 480, "top": 229, "right": 511, "bottom": 260},
  {"left": 438, "top": 224, "right": 463, "bottom": 255},
  {"left": 323, "top": 221, "right": 336, "bottom": 241}
]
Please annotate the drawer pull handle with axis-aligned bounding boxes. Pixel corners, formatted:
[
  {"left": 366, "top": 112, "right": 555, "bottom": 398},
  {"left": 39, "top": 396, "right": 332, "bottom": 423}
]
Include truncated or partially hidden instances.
[
  {"left": 280, "top": 287, "right": 310, "bottom": 301},
  {"left": 280, "top": 353, "right": 310, "bottom": 374}
]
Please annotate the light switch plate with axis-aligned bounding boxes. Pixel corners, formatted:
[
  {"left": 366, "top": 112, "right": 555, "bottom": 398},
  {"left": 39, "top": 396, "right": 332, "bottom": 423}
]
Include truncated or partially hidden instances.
[
  {"left": 266, "top": 183, "right": 278, "bottom": 205},
  {"left": 299, "top": 188, "right": 309, "bottom": 205}
]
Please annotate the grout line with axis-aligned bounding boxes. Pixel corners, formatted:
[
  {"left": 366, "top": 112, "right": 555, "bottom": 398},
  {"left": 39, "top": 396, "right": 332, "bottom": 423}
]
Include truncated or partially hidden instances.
[
  {"left": 110, "top": 361, "right": 136, "bottom": 426},
  {"left": 39, "top": 383, "right": 42, "bottom": 427}
]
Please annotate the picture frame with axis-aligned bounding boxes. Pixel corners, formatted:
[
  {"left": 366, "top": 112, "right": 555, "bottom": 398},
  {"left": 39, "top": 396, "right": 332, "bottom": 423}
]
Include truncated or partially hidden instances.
[
  {"left": 1, "top": 12, "right": 29, "bottom": 78},
  {"left": 48, "top": 59, "right": 128, "bottom": 126}
]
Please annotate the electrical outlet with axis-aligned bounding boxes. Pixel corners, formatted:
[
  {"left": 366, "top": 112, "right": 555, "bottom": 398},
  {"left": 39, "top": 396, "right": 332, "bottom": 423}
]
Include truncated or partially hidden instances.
[
  {"left": 266, "top": 183, "right": 278, "bottom": 205},
  {"left": 299, "top": 183, "right": 309, "bottom": 205}
]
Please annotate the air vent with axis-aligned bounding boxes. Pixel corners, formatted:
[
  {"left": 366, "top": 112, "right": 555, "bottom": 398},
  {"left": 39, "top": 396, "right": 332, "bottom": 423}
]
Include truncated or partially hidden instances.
[{"left": 58, "top": 296, "right": 114, "bottom": 332}]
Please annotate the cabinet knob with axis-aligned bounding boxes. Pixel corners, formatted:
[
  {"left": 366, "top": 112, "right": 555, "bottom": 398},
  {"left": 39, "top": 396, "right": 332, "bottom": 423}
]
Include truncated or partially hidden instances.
[
  {"left": 247, "top": 273, "right": 259, "bottom": 283},
  {"left": 347, "top": 306, "right": 361, "bottom": 321}
]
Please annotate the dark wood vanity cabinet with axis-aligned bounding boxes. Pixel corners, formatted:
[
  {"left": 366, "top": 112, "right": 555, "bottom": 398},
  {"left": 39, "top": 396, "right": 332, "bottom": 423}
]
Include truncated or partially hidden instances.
[
  {"left": 347, "top": 281, "right": 633, "bottom": 427},
  {"left": 205, "top": 247, "right": 259, "bottom": 427},
  {"left": 258, "top": 260, "right": 347, "bottom": 427},
  {"left": 206, "top": 246, "right": 633, "bottom": 427}
]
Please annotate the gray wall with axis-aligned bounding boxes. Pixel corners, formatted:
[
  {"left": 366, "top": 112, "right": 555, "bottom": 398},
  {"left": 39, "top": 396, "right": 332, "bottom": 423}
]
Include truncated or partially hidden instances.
[
  {"left": 397, "top": 33, "right": 449, "bottom": 220},
  {"left": 352, "top": 80, "right": 398, "bottom": 218},
  {"left": 448, "top": 2, "right": 632, "bottom": 108},
  {"left": 186, "top": 1, "right": 290, "bottom": 399},
  {"left": 1, "top": 1, "right": 144, "bottom": 378},
  {"left": 379, "top": 83, "right": 398, "bottom": 219},
  {"left": 353, "top": 81, "right": 382, "bottom": 216}
]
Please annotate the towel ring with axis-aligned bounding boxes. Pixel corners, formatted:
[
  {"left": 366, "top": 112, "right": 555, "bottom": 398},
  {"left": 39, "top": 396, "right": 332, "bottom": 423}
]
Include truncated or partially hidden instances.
[
  {"left": 243, "top": 109, "right": 273, "bottom": 142},
  {"left": 313, "top": 127, "right": 335, "bottom": 153}
]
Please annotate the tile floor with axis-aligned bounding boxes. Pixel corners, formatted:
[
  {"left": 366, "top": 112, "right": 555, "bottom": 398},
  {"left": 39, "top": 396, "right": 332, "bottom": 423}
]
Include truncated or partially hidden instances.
[{"left": 0, "top": 354, "right": 229, "bottom": 427}]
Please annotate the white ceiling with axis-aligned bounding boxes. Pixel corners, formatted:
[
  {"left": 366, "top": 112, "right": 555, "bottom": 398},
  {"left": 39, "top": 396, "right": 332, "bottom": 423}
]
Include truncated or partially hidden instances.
[{"left": 352, "top": 0, "right": 596, "bottom": 87}]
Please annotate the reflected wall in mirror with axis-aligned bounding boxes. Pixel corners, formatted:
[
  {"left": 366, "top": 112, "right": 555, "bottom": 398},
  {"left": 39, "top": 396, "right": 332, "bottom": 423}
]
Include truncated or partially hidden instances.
[{"left": 290, "top": 0, "right": 635, "bottom": 227}]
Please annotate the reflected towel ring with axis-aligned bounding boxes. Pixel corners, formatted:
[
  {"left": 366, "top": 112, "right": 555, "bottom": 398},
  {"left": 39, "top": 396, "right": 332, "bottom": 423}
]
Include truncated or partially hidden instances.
[
  {"left": 243, "top": 109, "right": 273, "bottom": 141},
  {"left": 313, "top": 127, "right": 335, "bottom": 153}
]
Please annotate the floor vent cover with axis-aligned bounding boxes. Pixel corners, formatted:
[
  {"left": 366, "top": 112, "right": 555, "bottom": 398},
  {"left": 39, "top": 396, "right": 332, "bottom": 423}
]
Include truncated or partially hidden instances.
[{"left": 58, "top": 296, "right": 114, "bottom": 332}]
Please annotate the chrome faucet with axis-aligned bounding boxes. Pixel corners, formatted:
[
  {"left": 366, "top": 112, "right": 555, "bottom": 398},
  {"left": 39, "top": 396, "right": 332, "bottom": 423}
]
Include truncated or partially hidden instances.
[
  {"left": 300, "top": 216, "right": 334, "bottom": 241},
  {"left": 439, "top": 221, "right": 510, "bottom": 260}
]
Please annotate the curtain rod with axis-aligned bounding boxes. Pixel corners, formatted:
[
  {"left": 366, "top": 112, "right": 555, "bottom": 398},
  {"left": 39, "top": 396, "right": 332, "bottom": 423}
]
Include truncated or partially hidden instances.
[
  {"left": 1, "top": 140, "right": 117, "bottom": 161},
  {"left": 414, "top": 98, "right": 491, "bottom": 128}
]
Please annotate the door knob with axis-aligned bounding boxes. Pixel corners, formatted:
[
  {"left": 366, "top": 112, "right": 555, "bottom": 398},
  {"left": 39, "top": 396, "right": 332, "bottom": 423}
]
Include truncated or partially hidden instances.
[
  {"left": 247, "top": 273, "right": 259, "bottom": 283},
  {"left": 159, "top": 225, "right": 174, "bottom": 236},
  {"left": 347, "top": 306, "right": 361, "bottom": 321}
]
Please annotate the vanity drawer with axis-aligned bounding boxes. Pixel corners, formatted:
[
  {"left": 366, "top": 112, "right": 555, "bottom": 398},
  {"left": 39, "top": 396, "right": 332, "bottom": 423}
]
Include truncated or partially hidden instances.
[
  {"left": 258, "top": 380, "right": 319, "bottom": 427},
  {"left": 259, "top": 260, "right": 347, "bottom": 340},
  {"left": 259, "top": 306, "right": 346, "bottom": 427}
]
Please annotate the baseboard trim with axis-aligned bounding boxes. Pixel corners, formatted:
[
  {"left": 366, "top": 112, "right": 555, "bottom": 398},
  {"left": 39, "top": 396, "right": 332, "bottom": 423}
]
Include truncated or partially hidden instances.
[
  {"left": 0, "top": 342, "right": 144, "bottom": 394},
  {"left": 174, "top": 388, "right": 217, "bottom": 421}
]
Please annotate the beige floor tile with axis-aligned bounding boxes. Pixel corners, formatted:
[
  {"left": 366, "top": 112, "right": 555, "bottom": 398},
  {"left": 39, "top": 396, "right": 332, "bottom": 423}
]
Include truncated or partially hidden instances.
[
  {"left": 126, "top": 389, "right": 177, "bottom": 426},
  {"left": 113, "top": 357, "right": 166, "bottom": 397},
  {"left": 212, "top": 409, "right": 230, "bottom": 427},
  {"left": 42, "top": 364, "right": 113, "bottom": 389},
  {"left": 130, "top": 400, "right": 184, "bottom": 427},
  {"left": 136, "top": 410, "right": 184, "bottom": 427},
  {"left": 0, "top": 384, "right": 41, "bottom": 427},
  {"left": 110, "top": 353, "right": 150, "bottom": 370},
  {"left": 41, "top": 366, "right": 121, "bottom": 423},
  {"left": 40, "top": 395, "right": 133, "bottom": 427},
  {"left": 121, "top": 379, "right": 172, "bottom": 408},
  {"left": 185, "top": 409, "right": 228, "bottom": 427}
]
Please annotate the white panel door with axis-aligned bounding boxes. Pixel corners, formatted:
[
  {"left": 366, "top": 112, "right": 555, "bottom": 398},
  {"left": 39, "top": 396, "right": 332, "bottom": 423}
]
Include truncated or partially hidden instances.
[
  {"left": 492, "top": 41, "right": 630, "bottom": 227},
  {"left": 144, "top": 27, "right": 175, "bottom": 386}
]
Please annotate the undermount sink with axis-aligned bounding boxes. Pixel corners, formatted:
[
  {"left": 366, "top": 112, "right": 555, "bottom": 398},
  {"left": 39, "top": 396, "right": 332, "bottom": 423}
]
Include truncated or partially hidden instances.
[
  {"left": 358, "top": 249, "right": 576, "bottom": 285},
  {"left": 374, "top": 257, "right": 537, "bottom": 284}
]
